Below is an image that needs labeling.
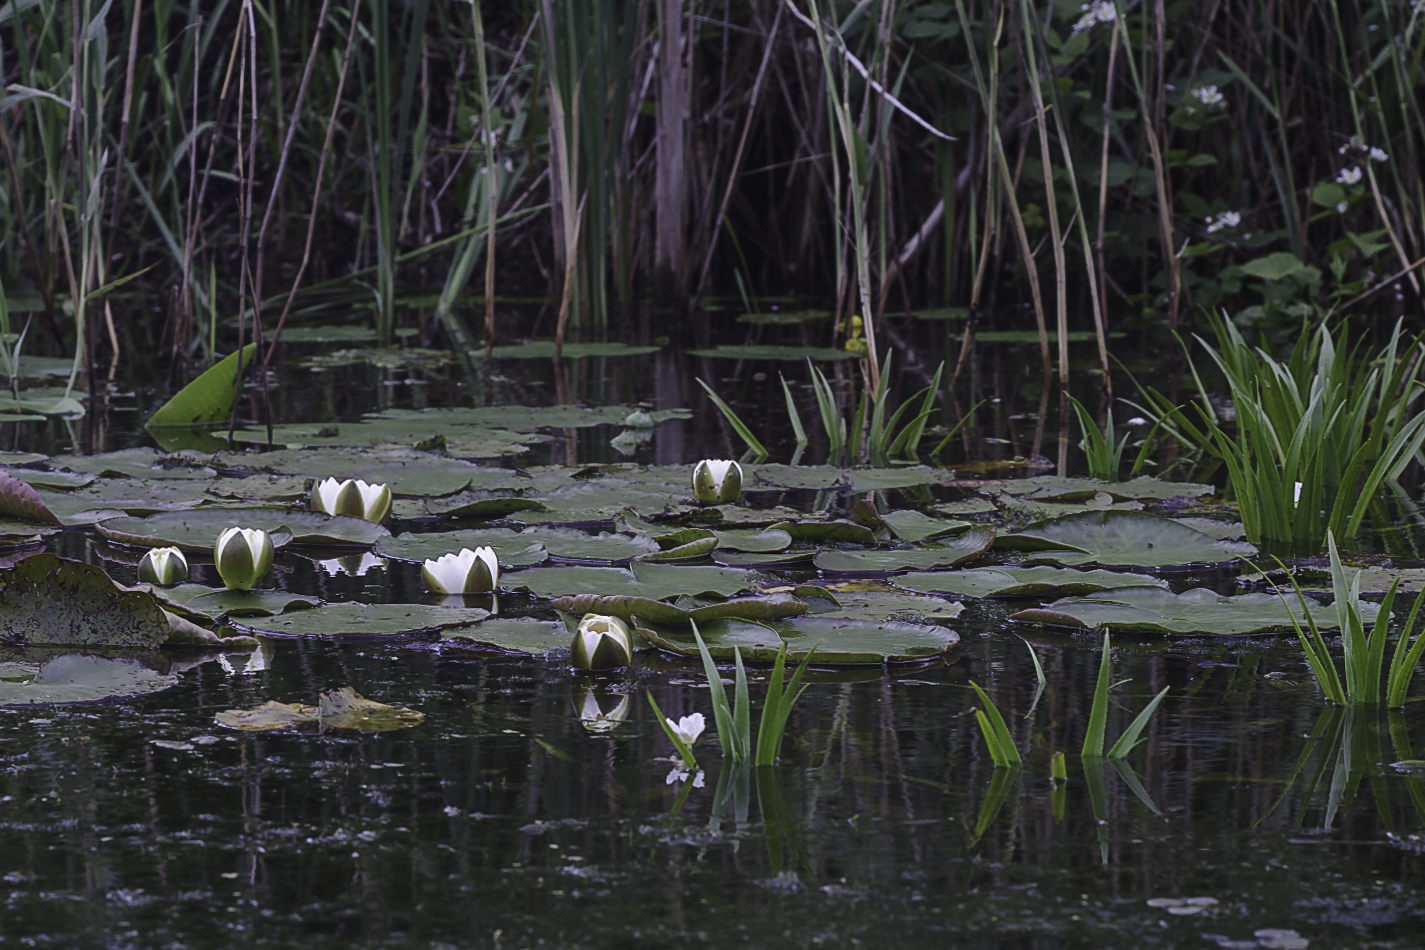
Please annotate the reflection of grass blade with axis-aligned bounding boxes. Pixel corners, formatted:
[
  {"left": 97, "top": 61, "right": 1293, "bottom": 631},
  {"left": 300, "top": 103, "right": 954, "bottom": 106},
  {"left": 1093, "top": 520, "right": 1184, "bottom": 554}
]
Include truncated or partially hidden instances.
[
  {"left": 969, "top": 682, "right": 1021, "bottom": 767},
  {"left": 1387, "top": 586, "right": 1425, "bottom": 707},
  {"left": 1108, "top": 758, "right": 1162, "bottom": 816},
  {"left": 1081, "top": 755, "right": 1111, "bottom": 865},
  {"left": 695, "top": 377, "right": 768, "bottom": 458},
  {"left": 970, "top": 765, "right": 1018, "bottom": 846}
]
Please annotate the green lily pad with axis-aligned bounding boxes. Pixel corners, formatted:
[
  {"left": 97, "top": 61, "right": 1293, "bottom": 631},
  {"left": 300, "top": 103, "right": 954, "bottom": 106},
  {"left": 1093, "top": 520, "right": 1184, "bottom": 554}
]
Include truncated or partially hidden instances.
[
  {"left": 813, "top": 586, "right": 964, "bottom": 622},
  {"left": 424, "top": 492, "right": 547, "bottom": 518},
  {"left": 550, "top": 592, "right": 808, "bottom": 626},
  {"left": 181, "top": 588, "right": 321, "bottom": 619},
  {"left": 997, "top": 511, "right": 1255, "bottom": 568},
  {"left": 441, "top": 616, "right": 570, "bottom": 655},
  {"left": 509, "top": 562, "right": 757, "bottom": 600},
  {"left": 234, "top": 602, "right": 490, "bottom": 638},
  {"left": 712, "top": 528, "right": 793, "bottom": 552},
  {"left": 0, "top": 653, "right": 178, "bottom": 705},
  {"left": 686, "top": 344, "right": 854, "bottom": 361},
  {"left": 880, "top": 509, "right": 972, "bottom": 543},
  {"left": 98, "top": 509, "right": 386, "bottom": 550},
  {"left": 814, "top": 526, "right": 995, "bottom": 572},
  {"left": 1011, "top": 586, "right": 1369, "bottom": 636},
  {"left": 0, "top": 471, "right": 60, "bottom": 524},
  {"left": 769, "top": 520, "right": 878, "bottom": 545},
  {"left": 488, "top": 341, "right": 663, "bottom": 359},
  {"left": 526, "top": 528, "right": 661, "bottom": 563},
  {"left": 375, "top": 529, "right": 548, "bottom": 567},
  {"left": 638, "top": 615, "right": 957, "bottom": 665},
  {"left": 986, "top": 475, "right": 1214, "bottom": 502},
  {"left": 847, "top": 467, "right": 951, "bottom": 492},
  {"left": 48, "top": 448, "right": 217, "bottom": 480},
  {"left": 711, "top": 548, "right": 817, "bottom": 567},
  {"left": 894, "top": 566, "right": 1168, "bottom": 598},
  {"left": 0, "top": 554, "right": 205, "bottom": 648}
]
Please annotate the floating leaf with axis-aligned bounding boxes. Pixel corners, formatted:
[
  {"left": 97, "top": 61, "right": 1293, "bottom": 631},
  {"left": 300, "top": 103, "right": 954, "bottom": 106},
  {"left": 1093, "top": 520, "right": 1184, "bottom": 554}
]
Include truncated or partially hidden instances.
[
  {"left": 985, "top": 475, "right": 1213, "bottom": 502},
  {"left": 1011, "top": 586, "right": 1366, "bottom": 636},
  {"left": 880, "top": 509, "right": 971, "bottom": 543},
  {"left": 215, "top": 700, "right": 319, "bottom": 731},
  {"left": 814, "top": 526, "right": 995, "bottom": 572},
  {"left": 894, "top": 566, "right": 1167, "bottom": 598},
  {"left": 814, "top": 587, "right": 964, "bottom": 622},
  {"left": 685, "top": 344, "right": 854, "bottom": 361},
  {"left": 424, "top": 492, "right": 547, "bottom": 518},
  {"left": 997, "top": 511, "right": 1255, "bottom": 568},
  {"left": 770, "top": 519, "right": 878, "bottom": 545},
  {"left": 488, "top": 341, "right": 663, "bottom": 359},
  {"left": 317, "top": 687, "right": 425, "bottom": 730},
  {"left": 0, "top": 471, "right": 60, "bottom": 523},
  {"left": 638, "top": 615, "right": 958, "bottom": 665},
  {"left": 234, "top": 602, "right": 490, "bottom": 638},
  {"left": 0, "top": 554, "right": 205, "bottom": 648},
  {"left": 713, "top": 528, "right": 793, "bottom": 552},
  {"left": 98, "top": 509, "right": 386, "bottom": 550},
  {"left": 376, "top": 529, "right": 547, "bottom": 567},
  {"left": 551, "top": 592, "right": 808, "bottom": 625},
  {"left": 441, "top": 616, "right": 569, "bottom": 654}
]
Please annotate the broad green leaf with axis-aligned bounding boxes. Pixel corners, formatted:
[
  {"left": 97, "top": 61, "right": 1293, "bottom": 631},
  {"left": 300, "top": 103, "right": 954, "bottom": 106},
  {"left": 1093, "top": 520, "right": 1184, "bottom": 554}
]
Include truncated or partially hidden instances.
[
  {"left": 441, "top": 616, "right": 569, "bottom": 654},
  {"left": 234, "top": 602, "right": 490, "bottom": 638},
  {"left": 146, "top": 344, "right": 256, "bottom": 427},
  {"left": 814, "top": 526, "right": 994, "bottom": 572},
  {"left": 1011, "top": 586, "right": 1368, "bottom": 636},
  {"left": 893, "top": 566, "right": 1167, "bottom": 598},
  {"left": 997, "top": 511, "right": 1255, "bottom": 568}
]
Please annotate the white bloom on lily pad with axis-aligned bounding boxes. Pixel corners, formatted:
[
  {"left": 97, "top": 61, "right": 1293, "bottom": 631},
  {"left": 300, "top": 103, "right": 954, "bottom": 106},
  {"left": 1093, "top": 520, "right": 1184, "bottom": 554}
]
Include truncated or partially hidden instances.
[
  {"left": 571, "top": 613, "right": 632, "bottom": 671},
  {"left": 692, "top": 458, "right": 743, "bottom": 505},
  {"left": 421, "top": 546, "right": 499, "bottom": 594},
  {"left": 137, "top": 546, "right": 188, "bottom": 586},
  {"left": 310, "top": 477, "right": 391, "bottom": 522},
  {"left": 214, "top": 527, "right": 274, "bottom": 591},
  {"left": 666, "top": 712, "right": 706, "bottom": 747}
]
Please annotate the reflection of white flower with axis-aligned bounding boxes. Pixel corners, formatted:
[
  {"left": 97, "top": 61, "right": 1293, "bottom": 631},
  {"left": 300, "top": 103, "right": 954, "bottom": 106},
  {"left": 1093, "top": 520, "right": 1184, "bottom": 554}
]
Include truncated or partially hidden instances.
[
  {"left": 1205, "top": 211, "right": 1241, "bottom": 234},
  {"left": 666, "top": 712, "right": 706, "bottom": 747},
  {"left": 665, "top": 766, "right": 706, "bottom": 788},
  {"left": 1191, "top": 84, "right": 1224, "bottom": 107},
  {"left": 1336, "top": 165, "right": 1363, "bottom": 185},
  {"left": 318, "top": 552, "right": 386, "bottom": 577},
  {"left": 1071, "top": 0, "right": 1116, "bottom": 33},
  {"left": 575, "top": 687, "right": 631, "bottom": 733}
]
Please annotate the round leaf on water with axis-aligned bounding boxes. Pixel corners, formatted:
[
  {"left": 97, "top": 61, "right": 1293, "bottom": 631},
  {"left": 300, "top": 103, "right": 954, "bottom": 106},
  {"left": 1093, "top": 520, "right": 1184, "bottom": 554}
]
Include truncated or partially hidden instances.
[
  {"left": 893, "top": 566, "right": 1168, "bottom": 598},
  {"left": 442, "top": 616, "right": 569, "bottom": 654},
  {"left": 637, "top": 617, "right": 786, "bottom": 661},
  {"left": 487, "top": 341, "right": 663, "bottom": 359},
  {"left": 527, "top": 528, "right": 661, "bottom": 563},
  {"left": 880, "top": 509, "right": 971, "bottom": 543},
  {"left": 847, "top": 467, "right": 949, "bottom": 492},
  {"left": 0, "top": 554, "right": 193, "bottom": 648},
  {"left": 509, "top": 564, "right": 752, "bottom": 601},
  {"left": 182, "top": 589, "right": 321, "bottom": 619},
  {"left": 376, "top": 529, "right": 547, "bottom": 567},
  {"left": 216, "top": 700, "right": 319, "bottom": 731},
  {"left": 234, "top": 602, "right": 490, "bottom": 638},
  {"left": 814, "top": 526, "right": 995, "bottom": 572},
  {"left": 771, "top": 615, "right": 959, "bottom": 665},
  {"left": 769, "top": 520, "right": 878, "bottom": 545},
  {"left": 0, "top": 471, "right": 60, "bottom": 524},
  {"left": 0, "top": 653, "right": 178, "bottom": 705},
  {"left": 1010, "top": 586, "right": 1365, "bottom": 636},
  {"left": 997, "top": 511, "right": 1255, "bottom": 568},
  {"left": 631, "top": 561, "right": 757, "bottom": 598},
  {"left": 713, "top": 528, "right": 792, "bottom": 552},
  {"left": 711, "top": 548, "right": 816, "bottom": 567},
  {"left": 316, "top": 687, "right": 425, "bottom": 731},
  {"left": 636, "top": 535, "right": 718, "bottom": 562},
  {"left": 49, "top": 448, "right": 217, "bottom": 480},
  {"left": 424, "top": 492, "right": 547, "bottom": 519},
  {"left": 686, "top": 344, "right": 854, "bottom": 361},
  {"left": 814, "top": 587, "right": 964, "bottom": 622},
  {"left": 987, "top": 475, "right": 1213, "bottom": 502},
  {"left": 97, "top": 509, "right": 370, "bottom": 551},
  {"left": 550, "top": 592, "right": 808, "bottom": 625}
]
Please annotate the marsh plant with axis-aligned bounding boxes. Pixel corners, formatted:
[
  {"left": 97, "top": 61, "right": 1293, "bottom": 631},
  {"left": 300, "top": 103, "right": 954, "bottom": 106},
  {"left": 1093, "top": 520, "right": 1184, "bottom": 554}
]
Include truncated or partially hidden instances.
[
  {"left": 1137, "top": 316, "right": 1425, "bottom": 555},
  {"left": 1282, "top": 532, "right": 1425, "bottom": 707},
  {"left": 1067, "top": 396, "right": 1159, "bottom": 482}
]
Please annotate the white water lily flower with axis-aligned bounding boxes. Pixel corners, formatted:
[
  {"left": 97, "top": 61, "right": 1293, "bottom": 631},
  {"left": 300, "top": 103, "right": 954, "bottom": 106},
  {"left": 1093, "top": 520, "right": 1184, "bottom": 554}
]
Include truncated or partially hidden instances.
[
  {"left": 692, "top": 458, "right": 743, "bottom": 505},
  {"left": 574, "top": 687, "right": 632, "bottom": 733},
  {"left": 214, "top": 527, "right": 274, "bottom": 591},
  {"left": 310, "top": 477, "right": 391, "bottom": 522},
  {"left": 421, "top": 546, "right": 499, "bottom": 594},
  {"left": 137, "top": 546, "right": 188, "bottom": 586},
  {"left": 571, "top": 613, "right": 632, "bottom": 670},
  {"left": 666, "top": 712, "right": 706, "bottom": 747}
]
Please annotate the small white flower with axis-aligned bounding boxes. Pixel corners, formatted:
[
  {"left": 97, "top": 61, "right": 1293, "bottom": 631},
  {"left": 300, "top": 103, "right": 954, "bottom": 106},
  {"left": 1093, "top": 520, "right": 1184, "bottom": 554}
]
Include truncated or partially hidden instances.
[
  {"left": 1368, "top": 146, "right": 1388, "bottom": 162},
  {"left": 571, "top": 614, "right": 633, "bottom": 670},
  {"left": 1205, "top": 210, "right": 1241, "bottom": 234},
  {"left": 1337, "top": 202, "right": 1350, "bottom": 214},
  {"left": 665, "top": 766, "right": 706, "bottom": 788},
  {"left": 666, "top": 712, "right": 706, "bottom": 747},
  {"left": 1293, "top": 481, "right": 1303, "bottom": 508},
  {"left": 1191, "top": 84, "right": 1224, "bottom": 107},
  {"left": 421, "top": 546, "right": 499, "bottom": 594},
  {"left": 137, "top": 546, "right": 188, "bottom": 586},
  {"left": 1071, "top": 0, "right": 1116, "bottom": 33},
  {"left": 1336, "top": 165, "right": 1362, "bottom": 185},
  {"left": 310, "top": 477, "right": 391, "bottom": 522},
  {"left": 692, "top": 458, "right": 743, "bottom": 505}
]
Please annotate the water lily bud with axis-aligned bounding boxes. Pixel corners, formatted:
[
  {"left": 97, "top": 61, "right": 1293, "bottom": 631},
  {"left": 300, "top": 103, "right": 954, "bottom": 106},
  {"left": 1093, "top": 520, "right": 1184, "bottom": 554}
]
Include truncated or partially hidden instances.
[
  {"left": 214, "top": 527, "right": 274, "bottom": 591},
  {"left": 137, "top": 546, "right": 188, "bottom": 586},
  {"left": 310, "top": 477, "right": 391, "bottom": 522},
  {"left": 692, "top": 458, "right": 742, "bottom": 505},
  {"left": 571, "top": 613, "right": 632, "bottom": 670},
  {"left": 573, "top": 686, "right": 632, "bottom": 733},
  {"left": 422, "top": 546, "right": 499, "bottom": 594}
]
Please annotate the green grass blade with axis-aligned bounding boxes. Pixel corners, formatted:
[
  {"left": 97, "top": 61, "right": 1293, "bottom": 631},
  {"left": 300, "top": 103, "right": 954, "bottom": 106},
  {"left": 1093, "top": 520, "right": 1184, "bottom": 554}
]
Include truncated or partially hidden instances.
[
  {"left": 779, "top": 373, "right": 808, "bottom": 445},
  {"left": 1081, "top": 631, "right": 1112, "bottom": 757},
  {"left": 695, "top": 377, "right": 768, "bottom": 457},
  {"left": 1107, "top": 685, "right": 1170, "bottom": 759},
  {"left": 646, "top": 692, "right": 698, "bottom": 769},
  {"left": 968, "top": 682, "right": 1020, "bottom": 767}
]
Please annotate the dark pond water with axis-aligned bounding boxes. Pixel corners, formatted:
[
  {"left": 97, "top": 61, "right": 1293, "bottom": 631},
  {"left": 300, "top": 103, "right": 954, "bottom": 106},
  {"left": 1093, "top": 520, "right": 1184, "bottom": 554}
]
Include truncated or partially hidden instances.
[{"left": 3, "top": 331, "right": 1425, "bottom": 948}]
